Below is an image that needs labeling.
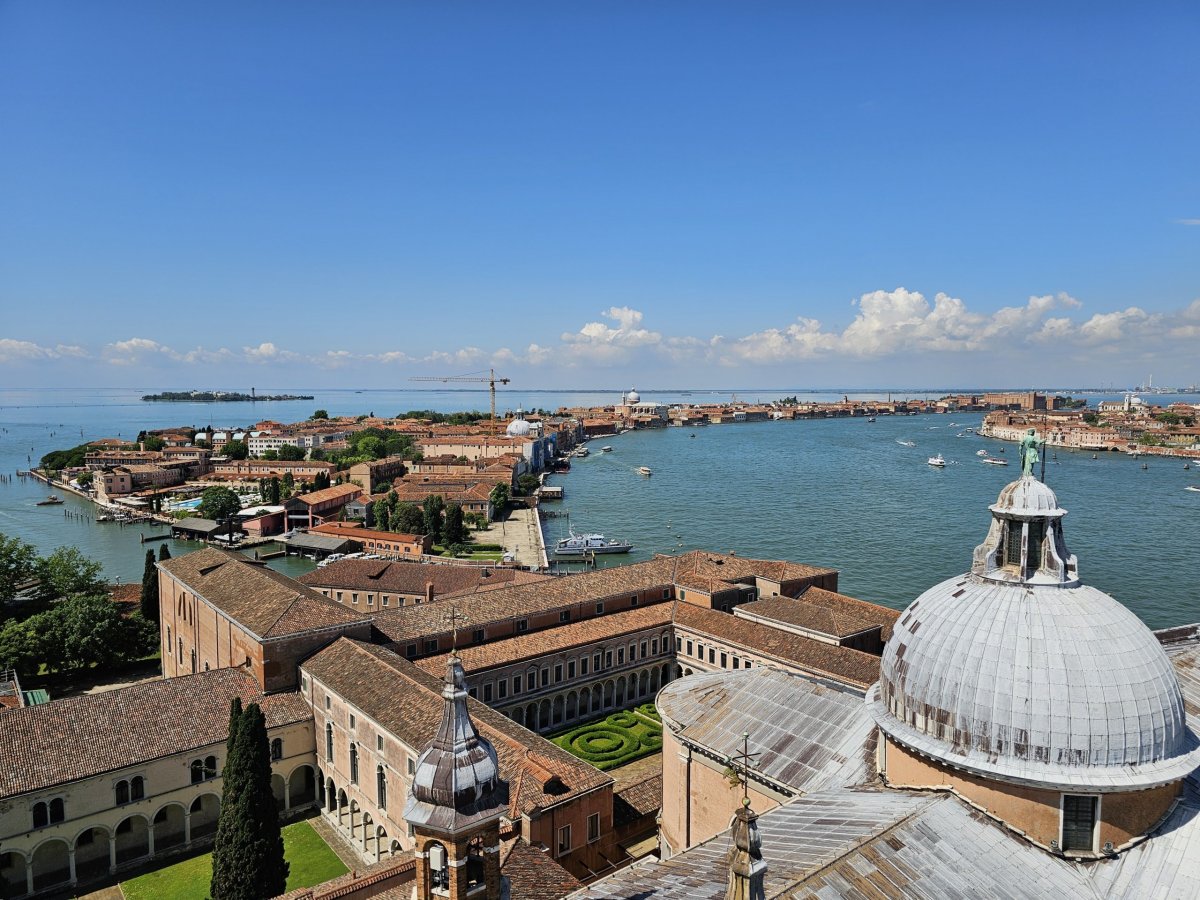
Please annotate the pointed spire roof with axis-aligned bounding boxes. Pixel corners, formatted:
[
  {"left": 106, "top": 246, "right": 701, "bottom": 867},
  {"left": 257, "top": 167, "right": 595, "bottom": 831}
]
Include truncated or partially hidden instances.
[{"left": 404, "top": 653, "right": 506, "bottom": 835}]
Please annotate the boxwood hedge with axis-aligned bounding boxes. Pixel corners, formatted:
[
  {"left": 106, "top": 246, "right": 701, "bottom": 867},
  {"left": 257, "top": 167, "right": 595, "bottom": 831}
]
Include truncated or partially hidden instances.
[{"left": 550, "top": 710, "right": 664, "bottom": 770}]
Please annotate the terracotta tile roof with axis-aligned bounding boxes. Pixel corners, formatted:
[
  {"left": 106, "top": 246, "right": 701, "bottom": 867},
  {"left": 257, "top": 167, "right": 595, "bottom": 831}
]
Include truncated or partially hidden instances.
[
  {"left": 613, "top": 773, "right": 662, "bottom": 827},
  {"left": 673, "top": 603, "right": 881, "bottom": 691},
  {"left": 500, "top": 840, "right": 584, "bottom": 899},
  {"left": 300, "top": 559, "right": 548, "bottom": 597},
  {"left": 669, "top": 553, "right": 837, "bottom": 594},
  {"left": 301, "top": 639, "right": 611, "bottom": 816},
  {"left": 0, "top": 667, "right": 310, "bottom": 799},
  {"left": 736, "top": 588, "right": 900, "bottom": 639},
  {"left": 309, "top": 522, "right": 425, "bottom": 543},
  {"left": 158, "top": 547, "right": 369, "bottom": 639},
  {"left": 290, "top": 482, "right": 364, "bottom": 506},
  {"left": 415, "top": 605, "right": 675, "bottom": 676},
  {"left": 370, "top": 556, "right": 680, "bottom": 644}
]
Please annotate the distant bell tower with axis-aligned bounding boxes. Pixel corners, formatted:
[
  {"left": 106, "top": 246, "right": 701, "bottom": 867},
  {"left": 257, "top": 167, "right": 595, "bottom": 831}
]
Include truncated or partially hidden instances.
[{"left": 404, "top": 653, "right": 507, "bottom": 900}]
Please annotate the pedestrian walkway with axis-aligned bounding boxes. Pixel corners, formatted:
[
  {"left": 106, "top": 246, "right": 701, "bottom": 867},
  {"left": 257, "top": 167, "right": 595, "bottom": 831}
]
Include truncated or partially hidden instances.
[{"left": 476, "top": 506, "right": 547, "bottom": 569}]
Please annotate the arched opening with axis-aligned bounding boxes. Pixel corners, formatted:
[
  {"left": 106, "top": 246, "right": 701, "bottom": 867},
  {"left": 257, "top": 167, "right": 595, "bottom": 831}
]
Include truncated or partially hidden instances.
[
  {"left": 552, "top": 695, "right": 564, "bottom": 726},
  {"left": 538, "top": 699, "right": 551, "bottom": 731},
  {"left": 271, "top": 773, "right": 288, "bottom": 811},
  {"left": 289, "top": 765, "right": 317, "bottom": 807},
  {"left": 31, "top": 840, "right": 70, "bottom": 892},
  {"left": 73, "top": 827, "right": 110, "bottom": 882},
  {"left": 604, "top": 680, "right": 615, "bottom": 707},
  {"left": 389, "top": 839, "right": 403, "bottom": 857},
  {"left": 0, "top": 851, "right": 28, "bottom": 897},
  {"left": 525, "top": 704, "right": 537, "bottom": 730},
  {"left": 616, "top": 675, "right": 626, "bottom": 707},
  {"left": 189, "top": 794, "right": 220, "bottom": 841},
  {"left": 427, "top": 841, "right": 449, "bottom": 891},
  {"left": 683, "top": 667, "right": 693, "bottom": 677},
  {"left": 153, "top": 803, "right": 187, "bottom": 853},
  {"left": 349, "top": 800, "right": 360, "bottom": 838},
  {"left": 337, "top": 789, "right": 348, "bottom": 827},
  {"left": 661, "top": 662, "right": 672, "bottom": 684},
  {"left": 650, "top": 667, "right": 660, "bottom": 692},
  {"left": 326, "top": 778, "right": 337, "bottom": 813},
  {"left": 114, "top": 815, "right": 150, "bottom": 865},
  {"left": 639, "top": 670, "right": 649, "bottom": 697},
  {"left": 361, "top": 812, "right": 373, "bottom": 852},
  {"left": 566, "top": 691, "right": 578, "bottom": 720},
  {"left": 579, "top": 687, "right": 591, "bottom": 719},
  {"left": 349, "top": 743, "right": 359, "bottom": 784},
  {"left": 374, "top": 826, "right": 387, "bottom": 862}
]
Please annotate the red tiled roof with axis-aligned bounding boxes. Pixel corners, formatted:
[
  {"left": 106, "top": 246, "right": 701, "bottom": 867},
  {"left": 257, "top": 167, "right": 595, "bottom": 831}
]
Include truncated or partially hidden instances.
[
  {"left": 737, "top": 588, "right": 900, "bottom": 639},
  {"left": 0, "top": 667, "right": 310, "bottom": 799},
  {"left": 300, "top": 558, "right": 547, "bottom": 597},
  {"left": 500, "top": 840, "right": 584, "bottom": 898}
]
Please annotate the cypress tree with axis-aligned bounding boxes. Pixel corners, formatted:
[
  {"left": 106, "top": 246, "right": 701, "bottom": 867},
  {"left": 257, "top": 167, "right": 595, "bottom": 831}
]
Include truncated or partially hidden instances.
[
  {"left": 158, "top": 544, "right": 171, "bottom": 562},
  {"left": 211, "top": 699, "right": 289, "bottom": 900},
  {"left": 139, "top": 549, "right": 159, "bottom": 622}
]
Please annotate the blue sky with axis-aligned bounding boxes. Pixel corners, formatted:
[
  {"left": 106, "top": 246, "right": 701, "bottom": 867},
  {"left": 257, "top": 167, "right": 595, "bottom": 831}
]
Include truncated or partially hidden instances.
[{"left": 2, "top": 1, "right": 1198, "bottom": 389}]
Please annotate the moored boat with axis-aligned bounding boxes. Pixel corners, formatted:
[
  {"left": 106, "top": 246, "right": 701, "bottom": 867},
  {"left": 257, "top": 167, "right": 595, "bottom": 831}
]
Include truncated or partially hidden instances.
[
  {"left": 37, "top": 495, "right": 64, "bottom": 505},
  {"left": 554, "top": 532, "right": 634, "bottom": 555}
]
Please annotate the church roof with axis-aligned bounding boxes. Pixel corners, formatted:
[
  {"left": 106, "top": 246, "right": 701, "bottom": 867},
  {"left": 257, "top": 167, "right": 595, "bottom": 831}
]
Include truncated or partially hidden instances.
[
  {"left": 0, "top": 667, "right": 310, "bottom": 800},
  {"left": 735, "top": 588, "right": 900, "bottom": 639}
]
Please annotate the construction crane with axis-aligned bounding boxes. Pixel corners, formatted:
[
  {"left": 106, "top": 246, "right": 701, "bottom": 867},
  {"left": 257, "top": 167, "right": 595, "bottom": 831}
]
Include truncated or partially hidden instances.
[{"left": 409, "top": 368, "right": 512, "bottom": 435}]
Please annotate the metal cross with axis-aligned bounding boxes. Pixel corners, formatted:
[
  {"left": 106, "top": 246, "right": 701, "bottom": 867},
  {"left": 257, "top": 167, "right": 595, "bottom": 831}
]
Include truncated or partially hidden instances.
[
  {"left": 441, "top": 606, "right": 469, "bottom": 652},
  {"left": 724, "top": 731, "right": 761, "bottom": 806}
]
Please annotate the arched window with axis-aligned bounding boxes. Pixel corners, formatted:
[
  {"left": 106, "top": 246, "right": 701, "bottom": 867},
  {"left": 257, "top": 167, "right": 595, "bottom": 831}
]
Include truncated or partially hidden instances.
[
  {"left": 271, "top": 738, "right": 283, "bottom": 761},
  {"left": 326, "top": 723, "right": 334, "bottom": 761},
  {"left": 204, "top": 756, "right": 217, "bottom": 780},
  {"left": 116, "top": 780, "right": 130, "bottom": 805},
  {"left": 376, "top": 765, "right": 386, "bottom": 808},
  {"left": 190, "top": 759, "right": 204, "bottom": 784},
  {"left": 350, "top": 743, "right": 359, "bottom": 784},
  {"left": 33, "top": 801, "right": 48, "bottom": 829},
  {"left": 49, "top": 798, "right": 64, "bottom": 823},
  {"left": 190, "top": 648, "right": 197, "bottom": 673},
  {"left": 131, "top": 776, "right": 144, "bottom": 800}
]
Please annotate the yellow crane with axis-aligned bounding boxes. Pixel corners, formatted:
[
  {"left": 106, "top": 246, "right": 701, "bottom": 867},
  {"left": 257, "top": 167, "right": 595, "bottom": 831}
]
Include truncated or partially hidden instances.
[{"left": 409, "top": 368, "right": 512, "bottom": 435}]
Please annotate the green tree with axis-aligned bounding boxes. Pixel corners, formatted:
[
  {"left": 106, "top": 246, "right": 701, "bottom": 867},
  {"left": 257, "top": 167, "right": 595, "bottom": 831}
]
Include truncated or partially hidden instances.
[
  {"left": 0, "top": 533, "right": 39, "bottom": 615},
  {"left": 394, "top": 502, "right": 425, "bottom": 535},
  {"left": 212, "top": 700, "right": 290, "bottom": 900},
  {"left": 223, "top": 440, "right": 249, "bottom": 460},
  {"left": 0, "top": 618, "right": 44, "bottom": 678},
  {"left": 310, "top": 409, "right": 329, "bottom": 420},
  {"left": 516, "top": 474, "right": 539, "bottom": 496},
  {"left": 143, "top": 434, "right": 166, "bottom": 451},
  {"left": 42, "top": 595, "right": 141, "bottom": 671},
  {"left": 422, "top": 495, "right": 445, "bottom": 539},
  {"left": 442, "top": 503, "right": 467, "bottom": 546},
  {"left": 489, "top": 482, "right": 510, "bottom": 511},
  {"left": 374, "top": 500, "right": 391, "bottom": 532},
  {"left": 140, "top": 549, "right": 159, "bottom": 623},
  {"left": 35, "top": 547, "right": 106, "bottom": 604},
  {"left": 261, "top": 449, "right": 279, "bottom": 461},
  {"left": 281, "top": 473, "right": 295, "bottom": 497},
  {"left": 277, "top": 444, "right": 306, "bottom": 461},
  {"left": 309, "top": 447, "right": 326, "bottom": 460},
  {"left": 198, "top": 486, "right": 242, "bottom": 521},
  {"left": 268, "top": 477, "right": 282, "bottom": 505},
  {"left": 357, "top": 435, "right": 385, "bottom": 460},
  {"left": 158, "top": 544, "right": 172, "bottom": 562},
  {"left": 313, "top": 471, "right": 331, "bottom": 490}
]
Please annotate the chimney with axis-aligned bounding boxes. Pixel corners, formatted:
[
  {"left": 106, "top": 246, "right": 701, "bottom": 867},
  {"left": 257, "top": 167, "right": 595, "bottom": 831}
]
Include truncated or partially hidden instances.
[
  {"left": 426, "top": 581, "right": 435, "bottom": 605},
  {"left": 724, "top": 801, "right": 766, "bottom": 900}
]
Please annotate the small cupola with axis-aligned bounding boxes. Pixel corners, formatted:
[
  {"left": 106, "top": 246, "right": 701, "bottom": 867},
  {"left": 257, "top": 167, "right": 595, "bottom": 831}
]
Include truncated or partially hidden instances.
[{"left": 971, "top": 475, "right": 1078, "bottom": 585}]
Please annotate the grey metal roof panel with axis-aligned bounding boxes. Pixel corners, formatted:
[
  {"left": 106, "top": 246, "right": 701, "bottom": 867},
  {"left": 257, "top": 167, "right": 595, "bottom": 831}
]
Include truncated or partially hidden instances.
[
  {"left": 657, "top": 667, "right": 875, "bottom": 794},
  {"left": 283, "top": 532, "right": 355, "bottom": 552}
]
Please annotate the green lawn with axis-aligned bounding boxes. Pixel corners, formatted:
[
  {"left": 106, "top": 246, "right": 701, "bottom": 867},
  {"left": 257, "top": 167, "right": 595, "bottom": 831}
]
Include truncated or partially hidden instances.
[
  {"left": 550, "top": 709, "right": 663, "bottom": 770},
  {"left": 121, "top": 820, "right": 348, "bottom": 900}
]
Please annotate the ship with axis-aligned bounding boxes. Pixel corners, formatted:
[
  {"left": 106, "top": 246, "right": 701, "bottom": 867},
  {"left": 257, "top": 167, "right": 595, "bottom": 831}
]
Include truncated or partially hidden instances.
[{"left": 553, "top": 532, "right": 634, "bottom": 556}]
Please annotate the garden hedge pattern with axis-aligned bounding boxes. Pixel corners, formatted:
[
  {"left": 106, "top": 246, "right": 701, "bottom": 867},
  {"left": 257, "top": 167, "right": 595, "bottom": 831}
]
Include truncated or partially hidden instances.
[{"left": 550, "top": 709, "right": 663, "bottom": 771}]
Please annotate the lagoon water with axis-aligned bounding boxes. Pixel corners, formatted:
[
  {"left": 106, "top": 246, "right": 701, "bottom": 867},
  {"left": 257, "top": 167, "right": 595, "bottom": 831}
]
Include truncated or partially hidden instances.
[{"left": 1, "top": 387, "right": 1197, "bottom": 628}]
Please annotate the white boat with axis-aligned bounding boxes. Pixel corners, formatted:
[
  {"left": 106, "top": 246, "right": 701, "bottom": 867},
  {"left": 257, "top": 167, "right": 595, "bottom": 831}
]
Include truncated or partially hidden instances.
[
  {"left": 574, "top": 447, "right": 590, "bottom": 457},
  {"left": 928, "top": 454, "right": 946, "bottom": 468},
  {"left": 638, "top": 466, "right": 652, "bottom": 476},
  {"left": 896, "top": 440, "right": 916, "bottom": 448},
  {"left": 976, "top": 449, "right": 988, "bottom": 457},
  {"left": 1186, "top": 486, "right": 1200, "bottom": 493},
  {"left": 600, "top": 446, "right": 613, "bottom": 452},
  {"left": 981, "top": 458, "right": 1009, "bottom": 466},
  {"left": 554, "top": 532, "right": 633, "bottom": 556}
]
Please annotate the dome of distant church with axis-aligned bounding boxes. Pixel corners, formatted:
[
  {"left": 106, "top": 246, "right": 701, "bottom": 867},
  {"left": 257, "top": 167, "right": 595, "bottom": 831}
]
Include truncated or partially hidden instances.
[
  {"left": 626, "top": 389, "right": 640, "bottom": 403},
  {"left": 870, "top": 475, "right": 1200, "bottom": 792},
  {"left": 506, "top": 407, "right": 531, "bottom": 437}
]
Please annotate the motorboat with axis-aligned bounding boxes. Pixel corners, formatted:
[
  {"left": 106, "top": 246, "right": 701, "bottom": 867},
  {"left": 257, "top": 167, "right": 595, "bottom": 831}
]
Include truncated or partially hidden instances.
[
  {"left": 37, "top": 495, "right": 64, "bottom": 505},
  {"left": 866, "top": 416, "right": 876, "bottom": 422},
  {"left": 1186, "top": 486, "right": 1200, "bottom": 493},
  {"left": 553, "top": 532, "right": 633, "bottom": 556},
  {"left": 638, "top": 466, "right": 653, "bottom": 476},
  {"left": 927, "top": 454, "right": 946, "bottom": 468},
  {"left": 574, "top": 447, "right": 590, "bottom": 457},
  {"left": 981, "top": 457, "right": 1008, "bottom": 466},
  {"left": 600, "top": 446, "right": 613, "bottom": 452},
  {"left": 896, "top": 440, "right": 916, "bottom": 448},
  {"left": 976, "top": 449, "right": 989, "bottom": 457}
]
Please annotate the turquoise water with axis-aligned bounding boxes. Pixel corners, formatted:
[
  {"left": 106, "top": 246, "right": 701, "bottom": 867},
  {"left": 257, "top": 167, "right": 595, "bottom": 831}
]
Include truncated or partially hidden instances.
[
  {"left": 1, "top": 387, "right": 1196, "bottom": 627},
  {"left": 543, "top": 415, "right": 1200, "bottom": 629}
]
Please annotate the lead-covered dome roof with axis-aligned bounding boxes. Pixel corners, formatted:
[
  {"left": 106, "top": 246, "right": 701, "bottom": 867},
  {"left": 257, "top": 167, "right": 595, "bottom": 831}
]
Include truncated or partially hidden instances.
[{"left": 869, "top": 476, "right": 1200, "bottom": 791}]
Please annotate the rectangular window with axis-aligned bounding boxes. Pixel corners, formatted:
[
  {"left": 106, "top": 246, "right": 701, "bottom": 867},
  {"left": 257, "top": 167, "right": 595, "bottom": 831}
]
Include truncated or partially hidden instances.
[
  {"left": 484, "top": 683, "right": 493, "bottom": 702},
  {"left": 617, "top": 648, "right": 625, "bottom": 665},
  {"left": 595, "top": 601, "right": 604, "bottom": 615},
  {"left": 652, "top": 639, "right": 659, "bottom": 655},
  {"left": 745, "top": 660, "right": 752, "bottom": 669},
  {"left": 405, "top": 643, "right": 417, "bottom": 659},
  {"left": 568, "top": 660, "right": 576, "bottom": 679},
  {"left": 641, "top": 641, "right": 648, "bottom": 658},
  {"left": 662, "top": 589, "right": 670, "bottom": 599},
  {"left": 325, "top": 695, "right": 331, "bottom": 710},
  {"left": 377, "top": 734, "right": 384, "bottom": 751},
  {"left": 349, "top": 714, "right": 356, "bottom": 730},
  {"left": 517, "top": 618, "right": 528, "bottom": 633},
  {"left": 407, "top": 757, "right": 415, "bottom": 775},
  {"left": 733, "top": 657, "right": 740, "bottom": 669},
  {"left": 1062, "top": 795, "right": 1098, "bottom": 852},
  {"left": 469, "top": 687, "right": 478, "bottom": 698},
  {"left": 336, "top": 592, "right": 343, "bottom": 603},
  {"left": 424, "top": 639, "right": 438, "bottom": 653},
  {"left": 498, "top": 680, "right": 508, "bottom": 699},
  {"left": 630, "top": 595, "right": 639, "bottom": 607},
  {"left": 1027, "top": 519, "right": 1046, "bottom": 571},
  {"left": 580, "top": 657, "right": 589, "bottom": 676},
  {"left": 708, "top": 648, "right": 716, "bottom": 664},
  {"left": 473, "top": 628, "right": 485, "bottom": 644},
  {"left": 686, "top": 640, "right": 693, "bottom": 655},
  {"left": 514, "top": 674, "right": 523, "bottom": 694},
  {"left": 696, "top": 642, "right": 704, "bottom": 658},
  {"left": 604, "top": 651, "right": 612, "bottom": 668},
  {"left": 382, "top": 595, "right": 390, "bottom": 606},
  {"left": 595, "top": 653, "right": 603, "bottom": 671},
  {"left": 560, "top": 610, "right": 571, "bottom": 623},
  {"left": 720, "top": 652, "right": 728, "bottom": 667},
  {"left": 540, "top": 667, "right": 549, "bottom": 687},
  {"left": 1005, "top": 521, "right": 1023, "bottom": 566},
  {"left": 367, "top": 595, "right": 374, "bottom": 606},
  {"left": 558, "top": 824, "right": 572, "bottom": 856},
  {"left": 587, "top": 812, "right": 601, "bottom": 843},
  {"left": 554, "top": 664, "right": 563, "bottom": 683}
]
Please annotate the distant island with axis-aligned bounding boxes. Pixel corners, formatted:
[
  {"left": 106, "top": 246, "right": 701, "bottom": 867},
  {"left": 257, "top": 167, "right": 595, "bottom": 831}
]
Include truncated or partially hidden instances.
[{"left": 141, "top": 391, "right": 314, "bottom": 402}]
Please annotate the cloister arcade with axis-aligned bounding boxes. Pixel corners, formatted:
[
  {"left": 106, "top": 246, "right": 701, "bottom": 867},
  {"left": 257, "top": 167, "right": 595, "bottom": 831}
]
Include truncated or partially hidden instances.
[
  {"left": 320, "top": 774, "right": 401, "bottom": 865},
  {"left": 502, "top": 662, "right": 676, "bottom": 732},
  {"left": 0, "top": 763, "right": 319, "bottom": 899}
]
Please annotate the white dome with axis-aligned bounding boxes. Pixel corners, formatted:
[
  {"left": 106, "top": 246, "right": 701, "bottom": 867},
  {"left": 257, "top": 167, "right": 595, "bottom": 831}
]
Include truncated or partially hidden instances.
[
  {"left": 870, "top": 476, "right": 1200, "bottom": 791},
  {"left": 506, "top": 418, "right": 531, "bottom": 437},
  {"left": 626, "top": 388, "right": 640, "bottom": 403}
]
